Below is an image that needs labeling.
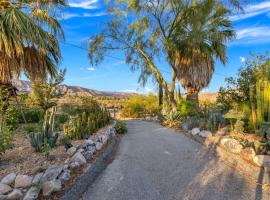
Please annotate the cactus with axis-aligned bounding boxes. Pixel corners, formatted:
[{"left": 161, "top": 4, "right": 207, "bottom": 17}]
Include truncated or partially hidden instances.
[{"left": 29, "top": 106, "right": 59, "bottom": 152}]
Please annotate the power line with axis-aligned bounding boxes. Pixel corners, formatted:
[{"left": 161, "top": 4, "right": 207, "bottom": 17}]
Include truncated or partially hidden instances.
[{"left": 61, "top": 41, "right": 228, "bottom": 78}]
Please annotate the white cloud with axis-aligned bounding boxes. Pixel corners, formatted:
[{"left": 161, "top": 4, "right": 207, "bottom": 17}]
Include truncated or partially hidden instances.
[
  {"left": 68, "top": 0, "right": 99, "bottom": 9},
  {"left": 230, "top": 1, "right": 270, "bottom": 21},
  {"left": 236, "top": 26, "right": 270, "bottom": 39},
  {"left": 61, "top": 11, "right": 106, "bottom": 20},
  {"left": 240, "top": 57, "right": 246, "bottom": 63},
  {"left": 87, "top": 67, "right": 96, "bottom": 71}
]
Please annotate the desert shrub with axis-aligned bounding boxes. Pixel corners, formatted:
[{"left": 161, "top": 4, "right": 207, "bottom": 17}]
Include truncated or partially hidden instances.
[
  {"left": 177, "top": 100, "right": 198, "bottom": 117},
  {"left": 115, "top": 120, "right": 127, "bottom": 134},
  {"left": 22, "top": 123, "right": 41, "bottom": 134},
  {"left": 63, "top": 100, "right": 111, "bottom": 140},
  {"left": 120, "top": 94, "right": 159, "bottom": 118}
]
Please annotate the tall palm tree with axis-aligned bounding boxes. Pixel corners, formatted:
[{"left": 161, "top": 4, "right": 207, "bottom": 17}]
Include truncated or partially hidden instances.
[
  {"left": 172, "top": 0, "right": 235, "bottom": 102},
  {"left": 0, "top": 0, "right": 65, "bottom": 91}
]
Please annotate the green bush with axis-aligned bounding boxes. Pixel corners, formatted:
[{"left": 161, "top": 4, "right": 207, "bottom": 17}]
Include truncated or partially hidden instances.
[
  {"left": 115, "top": 120, "right": 127, "bottom": 134},
  {"left": 177, "top": 100, "right": 198, "bottom": 117},
  {"left": 120, "top": 94, "right": 159, "bottom": 118},
  {"left": 22, "top": 123, "right": 41, "bottom": 134}
]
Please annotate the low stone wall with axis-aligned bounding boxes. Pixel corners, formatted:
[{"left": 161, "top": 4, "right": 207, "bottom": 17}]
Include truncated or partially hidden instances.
[
  {"left": 0, "top": 121, "right": 117, "bottom": 200},
  {"left": 185, "top": 127, "right": 270, "bottom": 186}
]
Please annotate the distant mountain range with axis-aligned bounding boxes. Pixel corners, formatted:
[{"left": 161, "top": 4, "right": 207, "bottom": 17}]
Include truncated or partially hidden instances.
[
  {"left": 14, "top": 80, "right": 138, "bottom": 97},
  {"left": 14, "top": 80, "right": 217, "bottom": 101}
]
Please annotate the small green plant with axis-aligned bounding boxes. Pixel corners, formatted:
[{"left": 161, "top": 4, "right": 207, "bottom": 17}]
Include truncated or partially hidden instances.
[
  {"left": 42, "top": 138, "right": 50, "bottom": 157},
  {"left": 22, "top": 123, "right": 41, "bottom": 134},
  {"left": 115, "top": 120, "right": 127, "bottom": 134}
]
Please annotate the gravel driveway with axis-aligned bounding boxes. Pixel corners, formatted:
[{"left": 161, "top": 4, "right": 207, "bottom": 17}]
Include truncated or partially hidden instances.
[{"left": 81, "top": 120, "right": 270, "bottom": 200}]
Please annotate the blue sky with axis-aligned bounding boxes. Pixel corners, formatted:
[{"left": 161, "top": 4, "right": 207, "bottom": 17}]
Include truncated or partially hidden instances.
[{"left": 56, "top": 0, "right": 270, "bottom": 94}]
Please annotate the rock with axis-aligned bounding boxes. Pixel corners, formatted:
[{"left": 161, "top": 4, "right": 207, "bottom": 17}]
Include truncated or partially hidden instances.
[
  {"left": 63, "top": 164, "right": 69, "bottom": 170},
  {"left": 199, "top": 131, "right": 212, "bottom": 138},
  {"left": 220, "top": 137, "right": 243, "bottom": 154},
  {"left": 216, "top": 127, "right": 229, "bottom": 136},
  {"left": 86, "top": 145, "right": 96, "bottom": 153},
  {"left": 99, "top": 135, "right": 108, "bottom": 144},
  {"left": 0, "top": 183, "right": 12, "bottom": 195},
  {"left": 95, "top": 142, "right": 103, "bottom": 151},
  {"left": 191, "top": 128, "right": 200, "bottom": 136},
  {"left": 7, "top": 189, "right": 23, "bottom": 200},
  {"left": 1, "top": 173, "right": 16, "bottom": 185},
  {"left": 0, "top": 195, "right": 7, "bottom": 200},
  {"left": 240, "top": 147, "right": 256, "bottom": 161},
  {"left": 85, "top": 139, "right": 94, "bottom": 145},
  {"left": 48, "top": 155, "right": 56, "bottom": 161},
  {"left": 42, "top": 180, "right": 61, "bottom": 196},
  {"left": 69, "top": 162, "right": 80, "bottom": 169},
  {"left": 66, "top": 147, "right": 77, "bottom": 156},
  {"left": 32, "top": 173, "right": 43, "bottom": 185},
  {"left": 253, "top": 155, "right": 270, "bottom": 167},
  {"left": 70, "top": 152, "right": 86, "bottom": 165},
  {"left": 42, "top": 165, "right": 64, "bottom": 182},
  {"left": 82, "top": 151, "right": 93, "bottom": 160},
  {"left": 23, "top": 187, "right": 39, "bottom": 200},
  {"left": 77, "top": 149, "right": 84, "bottom": 153},
  {"left": 181, "top": 123, "right": 189, "bottom": 131},
  {"left": 58, "top": 170, "right": 71, "bottom": 182},
  {"left": 14, "top": 175, "right": 33, "bottom": 188}
]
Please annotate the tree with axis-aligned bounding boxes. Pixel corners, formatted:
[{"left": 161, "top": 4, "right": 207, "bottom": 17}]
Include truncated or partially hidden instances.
[
  {"left": 0, "top": 0, "right": 65, "bottom": 89},
  {"left": 88, "top": 0, "right": 235, "bottom": 109},
  {"left": 30, "top": 69, "right": 66, "bottom": 113},
  {"left": 172, "top": 0, "right": 235, "bottom": 102}
]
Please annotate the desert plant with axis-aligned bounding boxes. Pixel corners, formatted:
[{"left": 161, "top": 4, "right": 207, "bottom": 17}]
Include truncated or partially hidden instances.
[
  {"left": 115, "top": 120, "right": 127, "bottom": 134},
  {"left": 29, "top": 107, "right": 59, "bottom": 152}
]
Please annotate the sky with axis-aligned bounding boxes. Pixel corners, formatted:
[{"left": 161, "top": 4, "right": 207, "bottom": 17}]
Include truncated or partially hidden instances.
[{"left": 54, "top": 0, "right": 270, "bottom": 94}]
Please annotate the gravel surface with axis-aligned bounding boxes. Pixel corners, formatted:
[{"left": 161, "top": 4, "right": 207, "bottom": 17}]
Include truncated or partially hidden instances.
[{"left": 81, "top": 120, "right": 270, "bottom": 200}]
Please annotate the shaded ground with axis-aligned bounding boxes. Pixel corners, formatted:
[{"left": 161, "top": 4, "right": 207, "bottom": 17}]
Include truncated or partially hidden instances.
[{"left": 81, "top": 120, "right": 270, "bottom": 200}]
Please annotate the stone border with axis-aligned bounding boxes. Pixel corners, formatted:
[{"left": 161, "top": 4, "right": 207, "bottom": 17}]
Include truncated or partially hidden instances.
[
  {"left": 59, "top": 136, "right": 119, "bottom": 200},
  {"left": 180, "top": 127, "right": 270, "bottom": 186},
  {"left": 0, "top": 121, "right": 118, "bottom": 200}
]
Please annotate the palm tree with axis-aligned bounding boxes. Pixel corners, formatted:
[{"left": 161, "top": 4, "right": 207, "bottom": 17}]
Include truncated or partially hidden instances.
[
  {"left": 172, "top": 0, "right": 235, "bottom": 102},
  {"left": 0, "top": 0, "right": 65, "bottom": 91}
]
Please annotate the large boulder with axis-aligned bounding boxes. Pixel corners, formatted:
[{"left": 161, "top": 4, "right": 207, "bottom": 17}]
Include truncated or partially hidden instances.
[
  {"left": 7, "top": 189, "right": 23, "bottom": 200},
  {"left": 220, "top": 137, "right": 243, "bottom": 154},
  {"left": 253, "top": 155, "right": 270, "bottom": 167},
  {"left": 42, "top": 165, "right": 64, "bottom": 182},
  {"left": 23, "top": 187, "right": 39, "bottom": 200},
  {"left": 1, "top": 173, "right": 16, "bottom": 186},
  {"left": 14, "top": 175, "right": 33, "bottom": 188},
  {"left": 66, "top": 147, "right": 77, "bottom": 156},
  {"left": 191, "top": 128, "right": 200, "bottom": 136},
  {"left": 0, "top": 183, "right": 12, "bottom": 195},
  {"left": 70, "top": 152, "right": 87, "bottom": 165},
  {"left": 199, "top": 131, "right": 212, "bottom": 138},
  {"left": 42, "top": 180, "right": 61, "bottom": 196}
]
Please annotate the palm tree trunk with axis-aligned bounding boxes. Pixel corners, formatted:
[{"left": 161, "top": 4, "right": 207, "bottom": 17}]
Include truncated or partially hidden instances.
[{"left": 186, "top": 87, "right": 199, "bottom": 104}]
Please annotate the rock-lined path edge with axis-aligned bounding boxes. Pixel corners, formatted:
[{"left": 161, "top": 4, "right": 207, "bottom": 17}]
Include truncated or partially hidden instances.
[{"left": 60, "top": 136, "right": 120, "bottom": 200}]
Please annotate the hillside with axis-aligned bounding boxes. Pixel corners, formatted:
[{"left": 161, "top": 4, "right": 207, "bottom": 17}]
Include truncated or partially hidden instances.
[{"left": 14, "top": 80, "right": 138, "bottom": 97}]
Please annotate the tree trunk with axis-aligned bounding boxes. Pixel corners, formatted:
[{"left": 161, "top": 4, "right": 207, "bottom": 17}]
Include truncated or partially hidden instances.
[
  {"left": 186, "top": 87, "right": 199, "bottom": 105},
  {"left": 158, "top": 83, "right": 163, "bottom": 107},
  {"left": 137, "top": 48, "right": 177, "bottom": 111}
]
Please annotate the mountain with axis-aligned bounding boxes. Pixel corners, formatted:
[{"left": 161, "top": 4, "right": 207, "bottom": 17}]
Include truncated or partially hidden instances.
[{"left": 14, "top": 80, "right": 137, "bottom": 97}]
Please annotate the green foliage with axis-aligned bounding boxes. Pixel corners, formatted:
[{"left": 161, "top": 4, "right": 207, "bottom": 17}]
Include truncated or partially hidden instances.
[
  {"left": 22, "top": 123, "right": 41, "bottom": 134},
  {"left": 115, "top": 120, "right": 127, "bottom": 134},
  {"left": 63, "top": 98, "right": 111, "bottom": 139},
  {"left": 162, "top": 111, "right": 181, "bottom": 128},
  {"left": 218, "top": 54, "right": 270, "bottom": 134},
  {"left": 29, "top": 107, "right": 59, "bottom": 152},
  {"left": 177, "top": 100, "right": 198, "bottom": 117},
  {"left": 120, "top": 94, "right": 159, "bottom": 118},
  {"left": 30, "top": 69, "right": 66, "bottom": 112},
  {"left": 42, "top": 138, "right": 50, "bottom": 157},
  {"left": 60, "top": 135, "right": 71, "bottom": 146}
]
